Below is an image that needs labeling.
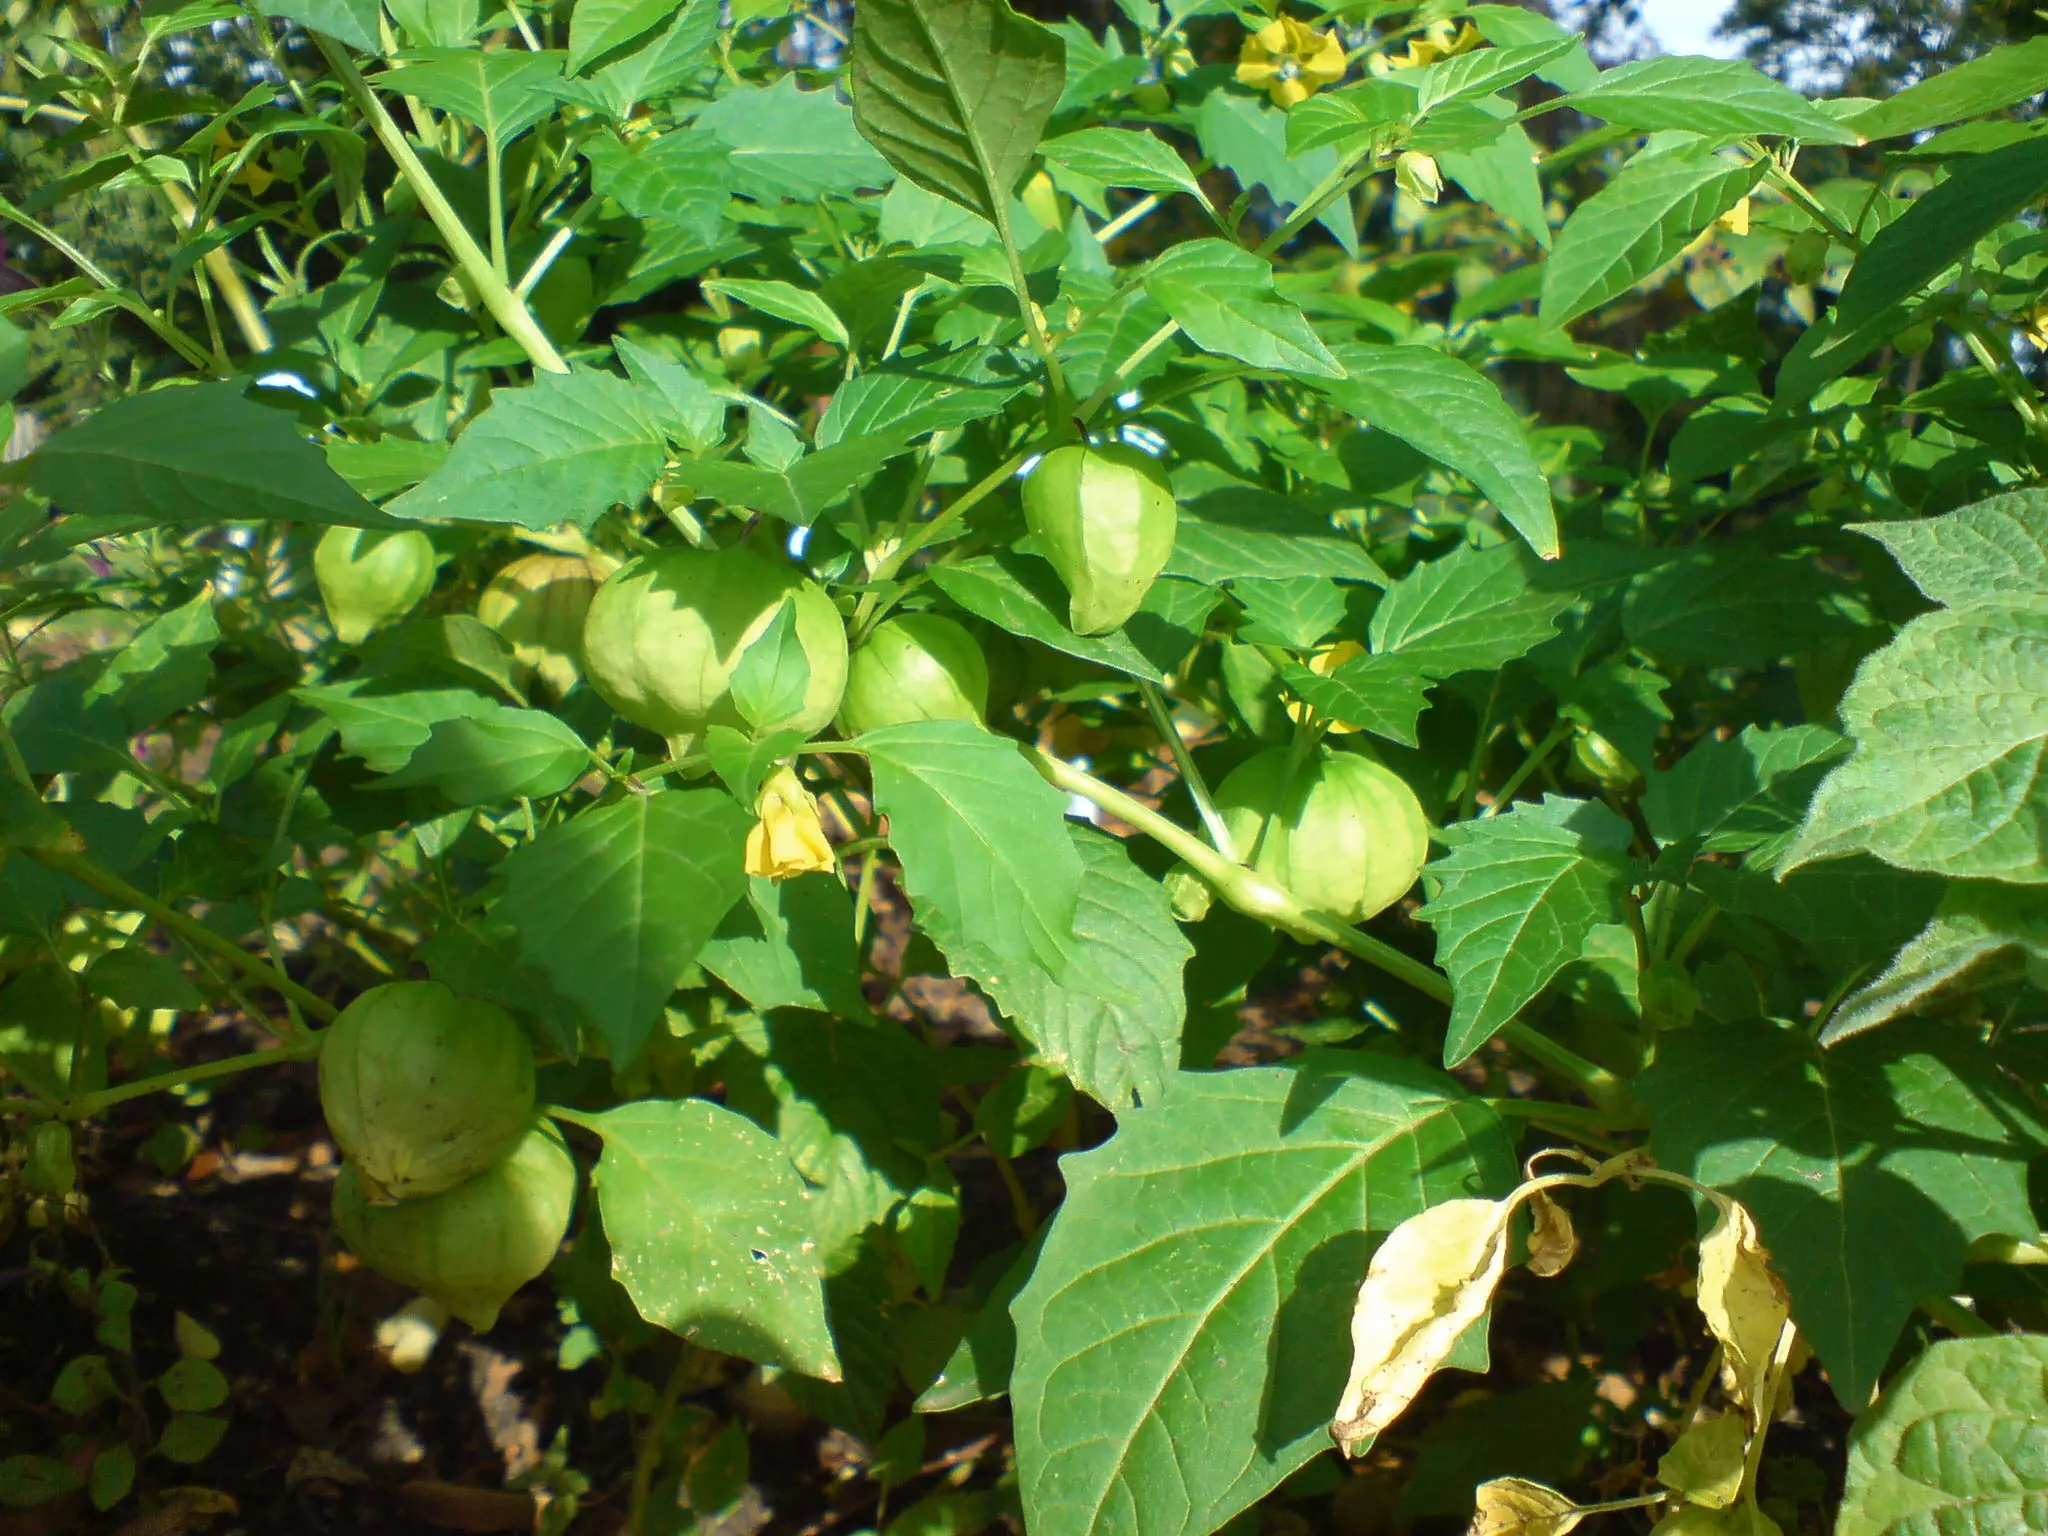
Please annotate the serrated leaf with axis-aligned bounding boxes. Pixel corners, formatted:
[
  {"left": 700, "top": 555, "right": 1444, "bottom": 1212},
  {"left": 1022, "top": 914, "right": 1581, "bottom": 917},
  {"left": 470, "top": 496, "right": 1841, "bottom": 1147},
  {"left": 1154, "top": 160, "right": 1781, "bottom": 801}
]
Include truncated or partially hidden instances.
[
  {"left": 1639, "top": 1020, "right": 2046, "bottom": 1408},
  {"left": 1822, "top": 882, "right": 2048, "bottom": 1046},
  {"left": 1419, "top": 796, "right": 1635, "bottom": 1066},
  {"left": 700, "top": 874, "right": 869, "bottom": 1019},
  {"left": 1540, "top": 146, "right": 1762, "bottom": 331},
  {"left": 1563, "top": 56, "right": 1859, "bottom": 144},
  {"left": 931, "top": 553, "right": 1166, "bottom": 681},
  {"left": 1142, "top": 239, "right": 1343, "bottom": 378},
  {"left": 1369, "top": 541, "right": 1573, "bottom": 678},
  {"left": 814, "top": 348, "right": 1026, "bottom": 448},
  {"left": 1165, "top": 483, "right": 1386, "bottom": 586},
  {"left": 295, "top": 683, "right": 498, "bottom": 774},
  {"left": 1621, "top": 546, "right": 1863, "bottom": 668},
  {"left": 1011, "top": 1059, "right": 1515, "bottom": 1536},
  {"left": 1409, "top": 36, "right": 1582, "bottom": 115},
  {"left": 861, "top": 720, "right": 1083, "bottom": 985},
  {"left": 377, "top": 48, "right": 566, "bottom": 148},
  {"left": 567, "top": 0, "right": 677, "bottom": 72},
  {"left": 375, "top": 703, "right": 590, "bottom": 804},
  {"left": 680, "top": 438, "right": 902, "bottom": 526},
  {"left": 693, "top": 77, "right": 892, "bottom": 202},
  {"left": 587, "top": 1097, "right": 840, "bottom": 1378},
  {"left": 1692, "top": 856, "right": 1945, "bottom": 977},
  {"left": 496, "top": 790, "right": 751, "bottom": 1063},
  {"left": 1853, "top": 488, "right": 2048, "bottom": 608},
  {"left": 1317, "top": 347, "right": 1558, "bottom": 557},
  {"left": 1280, "top": 655, "right": 1433, "bottom": 747},
  {"left": 1643, "top": 724, "right": 1848, "bottom": 861},
  {"left": 385, "top": 370, "right": 668, "bottom": 531},
  {"left": 583, "top": 129, "right": 730, "bottom": 247}
]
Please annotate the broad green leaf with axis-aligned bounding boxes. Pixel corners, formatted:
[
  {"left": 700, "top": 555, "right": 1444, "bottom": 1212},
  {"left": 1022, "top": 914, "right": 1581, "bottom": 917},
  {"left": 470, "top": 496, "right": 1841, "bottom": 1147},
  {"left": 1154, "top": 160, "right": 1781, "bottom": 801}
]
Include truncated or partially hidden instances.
[
  {"left": 1823, "top": 882, "right": 2048, "bottom": 1046},
  {"left": 1847, "top": 36, "right": 2048, "bottom": 141},
  {"left": 861, "top": 720, "right": 1083, "bottom": 985},
  {"left": 583, "top": 130, "right": 731, "bottom": 247},
  {"left": 387, "top": 0, "right": 477, "bottom": 46},
  {"left": 1834, "top": 136, "right": 2048, "bottom": 332},
  {"left": 496, "top": 789, "right": 751, "bottom": 1063},
  {"left": 694, "top": 77, "right": 892, "bottom": 202},
  {"left": 1232, "top": 575, "right": 1346, "bottom": 649},
  {"left": 1621, "top": 547, "right": 1864, "bottom": 668},
  {"left": 728, "top": 600, "right": 812, "bottom": 731},
  {"left": 1837, "top": 1335, "right": 2048, "bottom": 1536},
  {"left": 1853, "top": 488, "right": 2048, "bottom": 608},
  {"left": 83, "top": 947, "right": 204, "bottom": 1011},
  {"left": 1368, "top": 542, "right": 1573, "bottom": 678},
  {"left": 680, "top": 438, "right": 901, "bottom": 526},
  {"left": 587, "top": 1097, "right": 840, "bottom": 1378},
  {"left": 703, "top": 278, "right": 850, "bottom": 347},
  {"left": 1280, "top": 655, "right": 1433, "bottom": 747},
  {"left": 385, "top": 369, "right": 668, "bottom": 531},
  {"left": 1419, "top": 796, "right": 1635, "bottom": 1066},
  {"left": 1284, "top": 78, "right": 1415, "bottom": 161},
  {"left": 1540, "top": 145, "right": 1762, "bottom": 331},
  {"left": 254, "top": 0, "right": 377, "bottom": 49},
  {"left": 563, "top": 0, "right": 716, "bottom": 114},
  {"left": 1406, "top": 36, "right": 1581, "bottom": 116},
  {"left": 1783, "top": 603, "right": 2048, "bottom": 884},
  {"left": 916, "top": 1232, "right": 1042, "bottom": 1412},
  {"left": 700, "top": 874, "right": 869, "bottom": 1019},
  {"left": 1562, "top": 56, "right": 1859, "bottom": 144},
  {"left": 567, "top": 0, "right": 677, "bottom": 72},
  {"left": 1165, "top": 483, "right": 1386, "bottom": 587},
  {"left": 85, "top": 594, "right": 219, "bottom": 732},
  {"left": 295, "top": 683, "right": 497, "bottom": 773},
  {"left": 967, "top": 826, "right": 1191, "bottom": 1111},
  {"left": 931, "top": 554, "right": 1167, "bottom": 681},
  {"left": 1643, "top": 724, "right": 1847, "bottom": 863},
  {"left": 1317, "top": 348, "right": 1558, "bottom": 556},
  {"left": 1040, "top": 127, "right": 1209, "bottom": 206},
  {"left": 0, "top": 1455, "right": 83, "bottom": 1508},
  {"left": 1142, "top": 240, "right": 1343, "bottom": 378},
  {"left": 27, "top": 383, "right": 389, "bottom": 530},
  {"left": 1639, "top": 1020, "right": 2045, "bottom": 1408},
  {"left": 847, "top": 0, "right": 1064, "bottom": 225},
  {"left": 814, "top": 349, "right": 1026, "bottom": 448},
  {"left": 375, "top": 703, "right": 591, "bottom": 804},
  {"left": 1011, "top": 1058, "right": 1515, "bottom": 1536},
  {"left": 1441, "top": 116, "right": 1550, "bottom": 249},
  {"left": 615, "top": 337, "right": 727, "bottom": 450},
  {"left": 1691, "top": 856, "right": 1944, "bottom": 976},
  {"left": 376, "top": 49, "right": 567, "bottom": 148}
]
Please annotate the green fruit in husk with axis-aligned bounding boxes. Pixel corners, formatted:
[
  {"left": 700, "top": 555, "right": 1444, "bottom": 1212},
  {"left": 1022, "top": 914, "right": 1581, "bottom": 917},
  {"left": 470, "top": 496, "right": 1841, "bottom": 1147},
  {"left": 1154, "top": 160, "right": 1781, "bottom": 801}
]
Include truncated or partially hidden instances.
[
  {"left": 1214, "top": 747, "right": 1430, "bottom": 923},
  {"left": 477, "top": 551, "right": 612, "bottom": 700},
  {"left": 318, "top": 981, "right": 536, "bottom": 1204},
  {"left": 580, "top": 545, "right": 849, "bottom": 742},
  {"left": 314, "top": 526, "right": 437, "bottom": 644},
  {"left": 22, "top": 1121, "right": 76, "bottom": 1197},
  {"left": 1020, "top": 443, "right": 1177, "bottom": 636},
  {"left": 838, "top": 614, "right": 988, "bottom": 735},
  {"left": 332, "top": 1118, "right": 576, "bottom": 1331}
]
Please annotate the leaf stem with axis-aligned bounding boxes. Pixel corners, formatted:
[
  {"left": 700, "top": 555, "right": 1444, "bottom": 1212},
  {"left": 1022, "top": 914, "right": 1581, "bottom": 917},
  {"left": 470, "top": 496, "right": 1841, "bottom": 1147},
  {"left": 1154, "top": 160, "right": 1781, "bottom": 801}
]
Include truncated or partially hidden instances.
[
  {"left": 1481, "top": 721, "right": 1572, "bottom": 817},
  {"left": 65, "top": 1043, "right": 312, "bottom": 1118},
  {"left": 624, "top": 1346, "right": 696, "bottom": 1536},
  {"left": 1137, "top": 680, "right": 1232, "bottom": 853}
]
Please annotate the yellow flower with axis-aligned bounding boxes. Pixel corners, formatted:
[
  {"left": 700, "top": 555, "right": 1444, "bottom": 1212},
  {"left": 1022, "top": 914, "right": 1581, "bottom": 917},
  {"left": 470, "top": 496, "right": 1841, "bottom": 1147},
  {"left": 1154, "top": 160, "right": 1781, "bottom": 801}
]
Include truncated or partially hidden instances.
[
  {"left": 1236, "top": 17, "right": 1347, "bottom": 109},
  {"left": 744, "top": 767, "right": 835, "bottom": 880},
  {"left": 1385, "top": 19, "right": 1483, "bottom": 71}
]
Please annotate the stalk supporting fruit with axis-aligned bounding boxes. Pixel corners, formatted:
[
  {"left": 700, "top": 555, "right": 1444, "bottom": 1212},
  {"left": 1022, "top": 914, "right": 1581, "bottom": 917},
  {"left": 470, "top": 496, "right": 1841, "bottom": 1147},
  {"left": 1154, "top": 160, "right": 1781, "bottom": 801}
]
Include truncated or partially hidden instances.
[
  {"left": 477, "top": 551, "right": 611, "bottom": 700},
  {"left": 580, "top": 545, "right": 848, "bottom": 742},
  {"left": 1020, "top": 443, "right": 1178, "bottom": 636},
  {"left": 313, "top": 526, "right": 437, "bottom": 644},
  {"left": 838, "top": 614, "right": 989, "bottom": 735},
  {"left": 1214, "top": 746, "right": 1430, "bottom": 924},
  {"left": 332, "top": 1118, "right": 577, "bottom": 1332},
  {"left": 318, "top": 981, "right": 537, "bottom": 1204}
]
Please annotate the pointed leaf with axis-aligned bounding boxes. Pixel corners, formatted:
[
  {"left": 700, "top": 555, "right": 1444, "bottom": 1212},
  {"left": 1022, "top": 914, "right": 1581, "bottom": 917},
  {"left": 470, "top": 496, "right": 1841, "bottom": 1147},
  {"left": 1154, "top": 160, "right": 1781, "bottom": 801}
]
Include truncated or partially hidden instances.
[
  {"left": 1142, "top": 239, "right": 1343, "bottom": 378},
  {"left": 376, "top": 48, "right": 567, "bottom": 148},
  {"left": 1847, "top": 36, "right": 2048, "bottom": 141},
  {"left": 1822, "top": 882, "right": 2048, "bottom": 1046},
  {"left": 1563, "top": 56, "right": 1859, "bottom": 144}
]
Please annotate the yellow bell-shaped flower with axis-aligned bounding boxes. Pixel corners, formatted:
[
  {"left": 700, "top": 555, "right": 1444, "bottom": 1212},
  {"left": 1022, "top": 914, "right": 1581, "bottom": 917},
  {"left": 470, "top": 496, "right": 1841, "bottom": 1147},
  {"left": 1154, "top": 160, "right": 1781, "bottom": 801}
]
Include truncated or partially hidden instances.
[
  {"left": 1236, "top": 17, "right": 1347, "bottom": 108},
  {"left": 745, "top": 767, "right": 836, "bottom": 881}
]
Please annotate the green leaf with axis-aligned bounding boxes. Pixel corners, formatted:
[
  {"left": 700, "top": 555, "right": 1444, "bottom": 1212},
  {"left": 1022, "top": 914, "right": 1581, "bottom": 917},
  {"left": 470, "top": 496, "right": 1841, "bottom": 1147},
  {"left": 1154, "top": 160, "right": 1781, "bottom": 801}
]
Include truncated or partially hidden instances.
[
  {"left": 1782, "top": 603, "right": 2048, "bottom": 884},
  {"left": 1853, "top": 488, "right": 2048, "bottom": 609},
  {"left": 295, "top": 683, "right": 498, "bottom": 774},
  {"left": 1441, "top": 117, "right": 1550, "bottom": 249},
  {"left": 1368, "top": 542, "right": 1573, "bottom": 677},
  {"left": 815, "top": 349, "right": 1026, "bottom": 448},
  {"left": 1621, "top": 546, "right": 1863, "bottom": 668},
  {"left": 376, "top": 48, "right": 566, "bottom": 148},
  {"left": 83, "top": 947, "right": 204, "bottom": 1011},
  {"left": 1539, "top": 145, "right": 1762, "bottom": 331},
  {"left": 156, "top": 1358, "right": 229, "bottom": 1414},
  {"left": 583, "top": 130, "right": 731, "bottom": 247},
  {"left": 1318, "top": 347, "right": 1558, "bottom": 557},
  {"left": 1847, "top": 36, "right": 2048, "bottom": 141},
  {"left": 1040, "top": 127, "right": 1208, "bottom": 206},
  {"left": 1692, "top": 856, "right": 1944, "bottom": 977},
  {"left": 728, "top": 601, "right": 814, "bottom": 733},
  {"left": 586, "top": 1097, "right": 841, "bottom": 1378},
  {"left": 85, "top": 594, "right": 220, "bottom": 732},
  {"left": 700, "top": 874, "right": 870, "bottom": 1019},
  {"left": 1407, "top": 36, "right": 1582, "bottom": 116},
  {"left": 88, "top": 1446, "right": 134, "bottom": 1512},
  {"left": 1193, "top": 90, "right": 1355, "bottom": 254},
  {"left": 1011, "top": 1058, "right": 1515, "bottom": 1536},
  {"left": 860, "top": 720, "right": 1083, "bottom": 985},
  {"left": 254, "top": 0, "right": 378, "bottom": 50},
  {"left": 375, "top": 703, "right": 591, "bottom": 804},
  {"left": 1419, "top": 796, "right": 1635, "bottom": 1066},
  {"left": 1165, "top": 483, "right": 1385, "bottom": 587},
  {"left": 154, "top": 1413, "right": 227, "bottom": 1464},
  {"left": 0, "top": 1455, "right": 82, "bottom": 1509},
  {"left": 967, "top": 825, "right": 1191, "bottom": 1111},
  {"left": 1280, "top": 655, "right": 1433, "bottom": 747},
  {"left": 1142, "top": 240, "right": 1343, "bottom": 379},
  {"left": 1837, "top": 1335, "right": 2048, "bottom": 1536},
  {"left": 1639, "top": 1020, "right": 2045, "bottom": 1408},
  {"left": 564, "top": 0, "right": 716, "bottom": 114},
  {"left": 694, "top": 78, "right": 892, "bottom": 202},
  {"left": 931, "top": 553, "right": 1166, "bottom": 681},
  {"left": 916, "top": 1233, "right": 1041, "bottom": 1412},
  {"left": 847, "top": 0, "right": 1065, "bottom": 225},
  {"left": 496, "top": 789, "right": 751, "bottom": 1063},
  {"left": 1823, "top": 882, "right": 2048, "bottom": 1046},
  {"left": 567, "top": 0, "right": 679, "bottom": 72},
  {"left": 703, "top": 278, "right": 851, "bottom": 348},
  {"left": 27, "top": 383, "right": 389, "bottom": 530},
  {"left": 385, "top": 369, "right": 668, "bottom": 531},
  {"left": 680, "top": 438, "right": 902, "bottom": 526},
  {"left": 1562, "top": 56, "right": 1859, "bottom": 144},
  {"left": 1643, "top": 723, "right": 1848, "bottom": 863},
  {"left": 1835, "top": 136, "right": 2048, "bottom": 332}
]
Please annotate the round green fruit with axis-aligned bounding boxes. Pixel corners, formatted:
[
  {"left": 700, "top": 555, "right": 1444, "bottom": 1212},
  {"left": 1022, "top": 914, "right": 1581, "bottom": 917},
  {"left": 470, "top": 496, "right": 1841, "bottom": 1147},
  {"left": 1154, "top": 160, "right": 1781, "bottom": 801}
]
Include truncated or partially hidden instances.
[
  {"left": 1020, "top": 443, "right": 1177, "bottom": 636},
  {"left": 838, "top": 614, "right": 988, "bottom": 735},
  {"left": 581, "top": 545, "right": 849, "bottom": 742},
  {"left": 318, "top": 980, "right": 536, "bottom": 1204},
  {"left": 314, "top": 526, "right": 437, "bottom": 645},
  {"left": 1571, "top": 729, "right": 1640, "bottom": 791},
  {"left": 1214, "top": 747, "right": 1430, "bottom": 923},
  {"left": 477, "top": 551, "right": 611, "bottom": 700},
  {"left": 333, "top": 1118, "right": 576, "bottom": 1332}
]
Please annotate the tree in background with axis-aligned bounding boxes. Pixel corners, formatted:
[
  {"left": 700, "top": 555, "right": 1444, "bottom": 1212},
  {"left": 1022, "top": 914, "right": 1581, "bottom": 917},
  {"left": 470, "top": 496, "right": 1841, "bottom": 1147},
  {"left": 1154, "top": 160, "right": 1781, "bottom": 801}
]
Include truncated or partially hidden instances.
[{"left": 1719, "top": 0, "right": 2048, "bottom": 94}]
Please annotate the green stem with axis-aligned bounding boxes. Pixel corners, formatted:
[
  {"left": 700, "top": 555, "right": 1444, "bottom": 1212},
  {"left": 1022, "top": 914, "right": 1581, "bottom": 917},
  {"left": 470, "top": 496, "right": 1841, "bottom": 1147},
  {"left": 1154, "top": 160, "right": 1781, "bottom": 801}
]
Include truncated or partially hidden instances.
[
  {"left": 1254, "top": 150, "right": 1380, "bottom": 258},
  {"left": 1495, "top": 1025, "right": 1635, "bottom": 1116},
  {"left": 624, "top": 1347, "right": 696, "bottom": 1536},
  {"left": 1482, "top": 721, "right": 1572, "bottom": 816},
  {"left": 1757, "top": 153, "right": 1861, "bottom": 252},
  {"left": 863, "top": 448, "right": 1032, "bottom": 592},
  {"left": 28, "top": 849, "right": 339, "bottom": 1025},
  {"left": 65, "top": 1044, "right": 309, "bottom": 1118},
  {"left": 314, "top": 35, "right": 568, "bottom": 375},
  {"left": 1957, "top": 315, "right": 2048, "bottom": 437},
  {"left": 1137, "top": 680, "right": 1232, "bottom": 853},
  {"left": 0, "top": 192, "right": 215, "bottom": 370},
  {"left": 1918, "top": 1294, "right": 1996, "bottom": 1338},
  {"left": 1485, "top": 1097, "right": 1644, "bottom": 1136}
]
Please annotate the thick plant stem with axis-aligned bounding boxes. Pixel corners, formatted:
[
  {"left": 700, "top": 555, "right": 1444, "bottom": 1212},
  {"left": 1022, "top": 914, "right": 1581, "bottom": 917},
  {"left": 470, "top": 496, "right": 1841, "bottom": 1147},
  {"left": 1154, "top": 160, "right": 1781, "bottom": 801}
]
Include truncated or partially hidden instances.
[
  {"left": 28, "top": 849, "right": 339, "bottom": 1025},
  {"left": 66, "top": 1043, "right": 311, "bottom": 1118},
  {"left": 314, "top": 35, "right": 569, "bottom": 376}
]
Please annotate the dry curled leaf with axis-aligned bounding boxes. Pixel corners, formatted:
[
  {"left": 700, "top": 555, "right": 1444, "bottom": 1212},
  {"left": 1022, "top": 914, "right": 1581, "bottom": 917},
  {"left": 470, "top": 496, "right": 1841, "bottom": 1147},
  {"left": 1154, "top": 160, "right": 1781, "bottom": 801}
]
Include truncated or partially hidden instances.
[
  {"left": 1470, "top": 1476, "right": 1588, "bottom": 1536},
  {"left": 1525, "top": 1189, "right": 1579, "bottom": 1278},
  {"left": 1331, "top": 1197, "right": 1511, "bottom": 1455},
  {"left": 1656, "top": 1413, "right": 1747, "bottom": 1508},
  {"left": 1696, "top": 1198, "right": 1791, "bottom": 1423}
]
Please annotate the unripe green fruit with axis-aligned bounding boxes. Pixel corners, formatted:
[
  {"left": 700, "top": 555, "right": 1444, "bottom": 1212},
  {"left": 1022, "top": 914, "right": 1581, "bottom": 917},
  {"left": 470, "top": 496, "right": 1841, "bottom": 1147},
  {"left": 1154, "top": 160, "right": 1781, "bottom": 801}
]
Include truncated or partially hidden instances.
[
  {"left": 1572, "top": 729, "right": 1639, "bottom": 791},
  {"left": 1021, "top": 443, "right": 1177, "bottom": 636},
  {"left": 22, "top": 1121, "right": 76, "bottom": 1197},
  {"left": 477, "top": 551, "right": 611, "bottom": 700},
  {"left": 318, "top": 981, "right": 536, "bottom": 1204},
  {"left": 333, "top": 1118, "right": 576, "bottom": 1331},
  {"left": 1214, "top": 747, "right": 1430, "bottom": 924},
  {"left": 315, "top": 526, "right": 437, "bottom": 645},
  {"left": 838, "top": 614, "right": 989, "bottom": 736},
  {"left": 581, "top": 546, "right": 849, "bottom": 742}
]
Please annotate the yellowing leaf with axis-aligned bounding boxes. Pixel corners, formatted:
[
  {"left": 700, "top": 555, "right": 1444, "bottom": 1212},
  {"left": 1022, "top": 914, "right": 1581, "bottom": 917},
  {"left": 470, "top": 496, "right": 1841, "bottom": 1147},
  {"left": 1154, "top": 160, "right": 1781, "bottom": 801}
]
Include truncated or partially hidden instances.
[
  {"left": 1650, "top": 1503, "right": 1784, "bottom": 1536},
  {"left": 1525, "top": 1189, "right": 1579, "bottom": 1278},
  {"left": 1470, "top": 1477, "right": 1588, "bottom": 1536},
  {"left": 1697, "top": 1197, "right": 1790, "bottom": 1423},
  {"left": 1656, "top": 1413, "right": 1748, "bottom": 1508},
  {"left": 1331, "top": 1197, "right": 1511, "bottom": 1454}
]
